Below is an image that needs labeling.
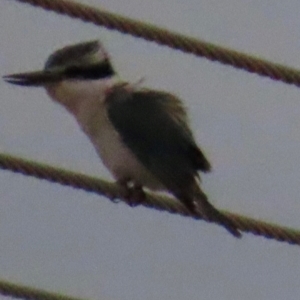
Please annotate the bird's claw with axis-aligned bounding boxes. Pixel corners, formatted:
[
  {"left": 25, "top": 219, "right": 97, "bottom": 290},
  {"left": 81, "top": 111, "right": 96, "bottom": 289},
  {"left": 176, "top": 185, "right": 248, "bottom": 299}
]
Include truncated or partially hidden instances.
[{"left": 117, "top": 180, "right": 146, "bottom": 207}]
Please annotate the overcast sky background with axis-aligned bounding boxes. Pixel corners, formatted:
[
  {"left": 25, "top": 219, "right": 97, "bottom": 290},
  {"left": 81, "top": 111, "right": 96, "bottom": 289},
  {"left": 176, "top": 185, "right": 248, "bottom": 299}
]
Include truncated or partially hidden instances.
[{"left": 1, "top": 0, "right": 300, "bottom": 299}]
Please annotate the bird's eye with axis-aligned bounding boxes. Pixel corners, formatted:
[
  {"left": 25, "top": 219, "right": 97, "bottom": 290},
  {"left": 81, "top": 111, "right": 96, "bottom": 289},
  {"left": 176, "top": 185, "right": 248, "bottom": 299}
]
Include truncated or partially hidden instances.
[
  {"left": 64, "top": 66, "right": 83, "bottom": 78},
  {"left": 64, "top": 61, "right": 115, "bottom": 80}
]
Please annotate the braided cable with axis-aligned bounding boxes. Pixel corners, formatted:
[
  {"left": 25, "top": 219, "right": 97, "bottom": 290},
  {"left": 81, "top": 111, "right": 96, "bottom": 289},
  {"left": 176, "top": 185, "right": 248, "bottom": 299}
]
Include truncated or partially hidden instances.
[
  {"left": 8, "top": 0, "right": 300, "bottom": 88},
  {"left": 1, "top": 153, "right": 300, "bottom": 245},
  {"left": 0, "top": 279, "right": 88, "bottom": 300}
]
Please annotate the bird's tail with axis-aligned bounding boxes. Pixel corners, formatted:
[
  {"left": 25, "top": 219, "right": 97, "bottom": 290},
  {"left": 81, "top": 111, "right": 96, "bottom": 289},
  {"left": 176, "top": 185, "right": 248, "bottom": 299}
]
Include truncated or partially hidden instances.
[{"left": 192, "top": 188, "right": 241, "bottom": 238}]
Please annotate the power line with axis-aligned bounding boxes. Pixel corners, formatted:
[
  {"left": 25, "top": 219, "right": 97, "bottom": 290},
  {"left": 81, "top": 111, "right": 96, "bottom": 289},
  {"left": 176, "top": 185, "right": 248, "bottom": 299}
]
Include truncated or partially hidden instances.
[
  {"left": 1, "top": 153, "right": 300, "bottom": 245},
  {"left": 0, "top": 279, "right": 88, "bottom": 300},
  {"left": 10, "top": 0, "right": 300, "bottom": 88}
]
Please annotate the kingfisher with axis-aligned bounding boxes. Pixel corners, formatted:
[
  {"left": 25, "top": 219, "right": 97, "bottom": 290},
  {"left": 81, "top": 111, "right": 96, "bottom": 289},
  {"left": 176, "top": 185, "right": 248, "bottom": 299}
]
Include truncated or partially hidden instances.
[{"left": 3, "top": 40, "right": 241, "bottom": 237}]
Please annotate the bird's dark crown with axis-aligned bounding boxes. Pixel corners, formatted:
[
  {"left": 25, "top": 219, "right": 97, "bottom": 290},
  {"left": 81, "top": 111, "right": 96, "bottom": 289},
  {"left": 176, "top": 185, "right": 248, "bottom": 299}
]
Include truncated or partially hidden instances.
[{"left": 45, "top": 40, "right": 116, "bottom": 80}]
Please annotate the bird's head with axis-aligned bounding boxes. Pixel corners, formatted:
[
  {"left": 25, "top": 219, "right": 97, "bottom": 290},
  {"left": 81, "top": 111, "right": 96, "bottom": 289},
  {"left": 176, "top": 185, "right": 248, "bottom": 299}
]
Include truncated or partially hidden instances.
[{"left": 3, "top": 40, "right": 117, "bottom": 109}]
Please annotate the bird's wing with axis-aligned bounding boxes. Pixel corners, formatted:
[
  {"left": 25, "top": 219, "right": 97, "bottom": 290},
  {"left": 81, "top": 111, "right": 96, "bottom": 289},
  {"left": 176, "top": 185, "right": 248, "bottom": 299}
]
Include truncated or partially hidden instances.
[{"left": 106, "top": 85, "right": 211, "bottom": 195}]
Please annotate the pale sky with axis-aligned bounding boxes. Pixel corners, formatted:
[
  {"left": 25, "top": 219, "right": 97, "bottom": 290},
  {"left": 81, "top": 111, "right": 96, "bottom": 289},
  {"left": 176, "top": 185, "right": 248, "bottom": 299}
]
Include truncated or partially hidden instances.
[{"left": 1, "top": 1, "right": 300, "bottom": 300}]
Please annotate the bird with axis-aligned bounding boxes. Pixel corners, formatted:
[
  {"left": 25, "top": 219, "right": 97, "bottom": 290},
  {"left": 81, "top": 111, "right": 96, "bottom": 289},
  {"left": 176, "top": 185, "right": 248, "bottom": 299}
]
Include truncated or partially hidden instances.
[{"left": 3, "top": 40, "right": 241, "bottom": 237}]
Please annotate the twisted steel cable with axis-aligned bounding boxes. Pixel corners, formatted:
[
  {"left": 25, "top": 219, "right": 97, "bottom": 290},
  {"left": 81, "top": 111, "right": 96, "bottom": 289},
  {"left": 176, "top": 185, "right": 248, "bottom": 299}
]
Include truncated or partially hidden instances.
[
  {"left": 1, "top": 153, "right": 300, "bottom": 245},
  {"left": 8, "top": 0, "right": 300, "bottom": 88},
  {"left": 0, "top": 279, "right": 87, "bottom": 300}
]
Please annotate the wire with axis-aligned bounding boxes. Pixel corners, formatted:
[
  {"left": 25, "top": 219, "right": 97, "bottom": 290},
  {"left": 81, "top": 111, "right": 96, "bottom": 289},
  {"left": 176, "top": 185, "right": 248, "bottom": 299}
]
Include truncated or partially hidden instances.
[
  {"left": 0, "top": 279, "right": 88, "bottom": 300},
  {"left": 10, "top": 0, "right": 300, "bottom": 88},
  {"left": 1, "top": 153, "right": 300, "bottom": 245}
]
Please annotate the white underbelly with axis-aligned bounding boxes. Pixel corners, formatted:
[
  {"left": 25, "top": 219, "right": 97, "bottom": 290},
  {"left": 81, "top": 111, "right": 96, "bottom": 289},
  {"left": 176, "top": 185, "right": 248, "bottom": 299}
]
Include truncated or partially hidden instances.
[
  {"left": 68, "top": 86, "right": 164, "bottom": 190},
  {"left": 96, "top": 127, "right": 164, "bottom": 189},
  {"left": 80, "top": 111, "right": 164, "bottom": 190}
]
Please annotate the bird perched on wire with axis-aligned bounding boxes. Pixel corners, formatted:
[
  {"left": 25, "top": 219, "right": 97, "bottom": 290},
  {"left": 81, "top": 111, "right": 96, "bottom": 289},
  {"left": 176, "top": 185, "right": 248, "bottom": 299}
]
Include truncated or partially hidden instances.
[{"left": 3, "top": 40, "right": 241, "bottom": 237}]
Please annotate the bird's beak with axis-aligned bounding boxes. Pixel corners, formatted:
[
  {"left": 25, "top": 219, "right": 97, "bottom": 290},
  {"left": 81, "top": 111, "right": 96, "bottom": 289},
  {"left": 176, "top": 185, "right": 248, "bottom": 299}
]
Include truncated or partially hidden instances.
[{"left": 3, "top": 69, "right": 63, "bottom": 87}]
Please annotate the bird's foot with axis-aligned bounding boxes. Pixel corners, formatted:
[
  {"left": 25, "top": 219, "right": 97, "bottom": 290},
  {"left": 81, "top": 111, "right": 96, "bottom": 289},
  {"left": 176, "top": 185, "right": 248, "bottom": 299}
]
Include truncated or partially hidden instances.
[{"left": 117, "top": 180, "right": 146, "bottom": 207}]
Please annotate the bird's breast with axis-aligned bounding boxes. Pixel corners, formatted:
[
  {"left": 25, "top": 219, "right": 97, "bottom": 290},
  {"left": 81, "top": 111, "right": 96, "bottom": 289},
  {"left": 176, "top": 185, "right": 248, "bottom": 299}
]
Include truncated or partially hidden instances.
[{"left": 75, "top": 99, "right": 164, "bottom": 190}]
